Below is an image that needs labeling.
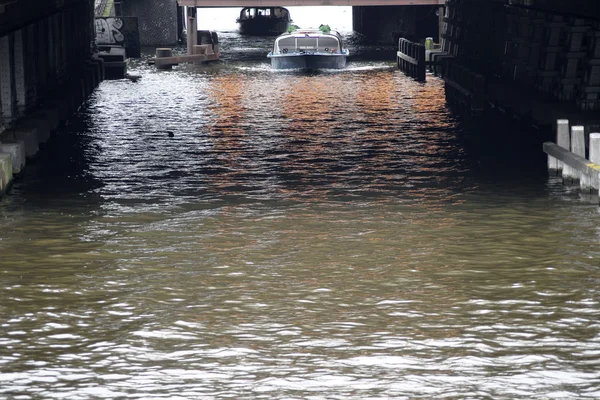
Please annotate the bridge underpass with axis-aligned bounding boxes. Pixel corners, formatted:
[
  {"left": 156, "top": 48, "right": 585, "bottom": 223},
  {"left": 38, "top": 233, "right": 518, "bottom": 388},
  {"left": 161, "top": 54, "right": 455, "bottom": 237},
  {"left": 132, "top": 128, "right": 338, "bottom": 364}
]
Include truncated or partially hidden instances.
[
  {"left": 1, "top": 0, "right": 600, "bottom": 196},
  {"left": 4, "top": 3, "right": 600, "bottom": 395}
]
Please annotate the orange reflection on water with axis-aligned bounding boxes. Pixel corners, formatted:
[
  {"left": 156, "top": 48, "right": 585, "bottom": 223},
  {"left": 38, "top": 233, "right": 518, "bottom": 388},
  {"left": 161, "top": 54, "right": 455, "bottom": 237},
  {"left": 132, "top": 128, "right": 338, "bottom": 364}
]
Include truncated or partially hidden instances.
[{"left": 207, "top": 73, "right": 248, "bottom": 137}]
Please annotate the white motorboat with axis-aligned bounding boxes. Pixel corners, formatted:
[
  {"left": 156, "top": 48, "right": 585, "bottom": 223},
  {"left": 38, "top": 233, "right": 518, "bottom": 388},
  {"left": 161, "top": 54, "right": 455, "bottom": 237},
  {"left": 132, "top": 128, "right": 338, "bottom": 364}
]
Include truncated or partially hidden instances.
[{"left": 267, "top": 26, "right": 349, "bottom": 70}]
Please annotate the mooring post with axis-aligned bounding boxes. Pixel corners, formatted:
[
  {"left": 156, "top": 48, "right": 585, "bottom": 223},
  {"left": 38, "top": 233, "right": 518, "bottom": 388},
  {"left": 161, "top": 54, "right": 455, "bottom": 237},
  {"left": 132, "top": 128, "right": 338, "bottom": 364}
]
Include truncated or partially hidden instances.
[
  {"left": 590, "top": 133, "right": 600, "bottom": 165},
  {"left": 186, "top": 7, "right": 197, "bottom": 56},
  {"left": 590, "top": 133, "right": 600, "bottom": 195},
  {"left": 569, "top": 125, "right": 585, "bottom": 185},
  {"left": 0, "top": 152, "right": 13, "bottom": 196},
  {"left": 561, "top": 125, "right": 578, "bottom": 183},
  {"left": 417, "top": 44, "right": 426, "bottom": 81},
  {"left": 549, "top": 119, "right": 569, "bottom": 172},
  {"left": 425, "top": 37, "right": 434, "bottom": 50},
  {"left": 155, "top": 48, "right": 173, "bottom": 70}
]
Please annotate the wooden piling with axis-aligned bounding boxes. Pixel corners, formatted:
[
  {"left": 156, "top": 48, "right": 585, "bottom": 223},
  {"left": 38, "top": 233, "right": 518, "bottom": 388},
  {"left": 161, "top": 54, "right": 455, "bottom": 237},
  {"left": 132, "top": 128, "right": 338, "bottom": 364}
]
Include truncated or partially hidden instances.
[
  {"left": 155, "top": 48, "right": 174, "bottom": 70},
  {"left": 549, "top": 119, "right": 569, "bottom": 171},
  {"left": 572, "top": 126, "right": 586, "bottom": 185},
  {"left": 397, "top": 38, "right": 426, "bottom": 81},
  {"left": 186, "top": 7, "right": 197, "bottom": 57},
  {"left": 590, "top": 132, "right": 600, "bottom": 193},
  {"left": 589, "top": 133, "right": 600, "bottom": 165},
  {"left": 565, "top": 125, "right": 585, "bottom": 182}
]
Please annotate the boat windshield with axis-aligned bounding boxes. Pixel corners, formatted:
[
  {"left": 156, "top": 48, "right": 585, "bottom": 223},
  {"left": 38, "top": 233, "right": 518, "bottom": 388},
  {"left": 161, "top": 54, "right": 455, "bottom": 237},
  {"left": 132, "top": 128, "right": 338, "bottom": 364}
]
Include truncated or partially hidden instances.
[
  {"left": 273, "top": 8, "right": 289, "bottom": 19},
  {"left": 296, "top": 37, "right": 318, "bottom": 50},
  {"left": 240, "top": 7, "right": 271, "bottom": 19},
  {"left": 277, "top": 37, "right": 296, "bottom": 50},
  {"left": 276, "top": 35, "right": 340, "bottom": 53},
  {"left": 318, "top": 37, "right": 339, "bottom": 50}
]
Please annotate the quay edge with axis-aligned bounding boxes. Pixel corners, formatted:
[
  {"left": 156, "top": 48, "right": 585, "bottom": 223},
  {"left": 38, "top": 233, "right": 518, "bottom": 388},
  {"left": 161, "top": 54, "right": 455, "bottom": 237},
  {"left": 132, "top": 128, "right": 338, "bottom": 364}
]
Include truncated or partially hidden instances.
[{"left": 0, "top": 60, "right": 104, "bottom": 197}]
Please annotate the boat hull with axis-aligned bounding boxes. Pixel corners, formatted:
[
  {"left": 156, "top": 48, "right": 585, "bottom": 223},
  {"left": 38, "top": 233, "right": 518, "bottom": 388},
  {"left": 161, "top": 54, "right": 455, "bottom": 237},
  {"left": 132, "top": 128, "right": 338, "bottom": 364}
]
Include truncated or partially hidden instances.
[
  {"left": 268, "top": 53, "right": 348, "bottom": 70},
  {"left": 237, "top": 19, "right": 290, "bottom": 35}
]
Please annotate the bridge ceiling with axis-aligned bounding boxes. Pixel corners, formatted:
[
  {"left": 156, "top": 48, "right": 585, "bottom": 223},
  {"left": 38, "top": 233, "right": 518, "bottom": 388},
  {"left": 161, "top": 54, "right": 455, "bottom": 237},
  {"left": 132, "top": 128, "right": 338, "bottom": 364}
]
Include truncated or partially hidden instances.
[
  {"left": 178, "top": 0, "right": 444, "bottom": 6},
  {"left": 1, "top": 0, "right": 89, "bottom": 36}
]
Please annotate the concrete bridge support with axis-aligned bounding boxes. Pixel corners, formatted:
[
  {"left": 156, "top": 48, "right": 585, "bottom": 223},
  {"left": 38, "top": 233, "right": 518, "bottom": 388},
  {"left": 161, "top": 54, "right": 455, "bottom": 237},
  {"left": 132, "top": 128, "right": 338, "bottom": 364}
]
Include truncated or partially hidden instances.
[
  {"left": 352, "top": 5, "right": 440, "bottom": 45},
  {"left": 0, "top": 0, "right": 101, "bottom": 196},
  {"left": 121, "top": 0, "right": 180, "bottom": 46},
  {"left": 438, "top": 0, "right": 600, "bottom": 134}
]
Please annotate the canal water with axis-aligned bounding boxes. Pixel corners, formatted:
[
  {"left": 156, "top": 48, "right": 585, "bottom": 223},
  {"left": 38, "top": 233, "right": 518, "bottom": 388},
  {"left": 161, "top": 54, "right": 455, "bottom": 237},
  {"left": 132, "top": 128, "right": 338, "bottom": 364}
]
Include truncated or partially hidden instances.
[{"left": 1, "top": 15, "right": 600, "bottom": 400}]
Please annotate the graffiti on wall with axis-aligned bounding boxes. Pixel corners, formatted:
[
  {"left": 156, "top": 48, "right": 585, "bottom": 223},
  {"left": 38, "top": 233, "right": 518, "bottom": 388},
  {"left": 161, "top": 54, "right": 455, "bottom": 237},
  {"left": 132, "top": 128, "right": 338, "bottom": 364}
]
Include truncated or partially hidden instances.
[
  {"left": 95, "top": 18, "right": 125, "bottom": 44},
  {"left": 95, "top": 17, "right": 141, "bottom": 58}
]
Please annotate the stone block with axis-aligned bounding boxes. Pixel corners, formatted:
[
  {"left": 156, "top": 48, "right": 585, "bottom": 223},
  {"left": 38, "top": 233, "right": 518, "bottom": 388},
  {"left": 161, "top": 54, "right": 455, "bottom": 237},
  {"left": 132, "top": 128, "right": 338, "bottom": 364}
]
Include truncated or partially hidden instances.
[
  {"left": 0, "top": 152, "right": 13, "bottom": 196},
  {"left": 18, "top": 110, "right": 59, "bottom": 144},
  {"left": 11, "top": 127, "right": 39, "bottom": 158},
  {"left": 56, "top": 94, "right": 72, "bottom": 121},
  {"left": 0, "top": 140, "right": 25, "bottom": 174},
  {"left": 37, "top": 107, "right": 61, "bottom": 130}
]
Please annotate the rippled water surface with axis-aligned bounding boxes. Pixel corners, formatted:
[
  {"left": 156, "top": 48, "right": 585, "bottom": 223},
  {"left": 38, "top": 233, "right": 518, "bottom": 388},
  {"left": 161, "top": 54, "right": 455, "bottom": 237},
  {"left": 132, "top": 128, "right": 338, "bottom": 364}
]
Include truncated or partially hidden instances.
[{"left": 1, "top": 29, "right": 600, "bottom": 399}]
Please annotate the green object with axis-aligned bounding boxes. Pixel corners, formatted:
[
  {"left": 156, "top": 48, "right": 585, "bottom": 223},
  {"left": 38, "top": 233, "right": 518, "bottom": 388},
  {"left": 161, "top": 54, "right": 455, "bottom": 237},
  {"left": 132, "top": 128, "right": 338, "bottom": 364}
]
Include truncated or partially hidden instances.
[
  {"left": 102, "top": 0, "right": 114, "bottom": 17},
  {"left": 287, "top": 24, "right": 300, "bottom": 33},
  {"left": 319, "top": 24, "right": 331, "bottom": 33},
  {"left": 425, "top": 37, "right": 434, "bottom": 50}
]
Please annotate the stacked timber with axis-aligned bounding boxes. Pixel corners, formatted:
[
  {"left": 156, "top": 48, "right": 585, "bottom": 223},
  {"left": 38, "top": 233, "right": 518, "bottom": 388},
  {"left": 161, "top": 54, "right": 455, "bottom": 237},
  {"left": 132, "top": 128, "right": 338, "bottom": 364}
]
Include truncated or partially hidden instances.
[
  {"left": 503, "top": 6, "right": 545, "bottom": 84},
  {"left": 444, "top": 62, "right": 485, "bottom": 115},
  {"left": 554, "top": 18, "right": 590, "bottom": 101},
  {"left": 435, "top": 0, "right": 600, "bottom": 126},
  {"left": 438, "top": 0, "right": 503, "bottom": 114},
  {"left": 535, "top": 14, "right": 565, "bottom": 94},
  {"left": 577, "top": 23, "right": 600, "bottom": 111},
  {"left": 397, "top": 38, "right": 425, "bottom": 81},
  {"left": 476, "top": 0, "right": 506, "bottom": 78},
  {"left": 442, "top": 0, "right": 505, "bottom": 73}
]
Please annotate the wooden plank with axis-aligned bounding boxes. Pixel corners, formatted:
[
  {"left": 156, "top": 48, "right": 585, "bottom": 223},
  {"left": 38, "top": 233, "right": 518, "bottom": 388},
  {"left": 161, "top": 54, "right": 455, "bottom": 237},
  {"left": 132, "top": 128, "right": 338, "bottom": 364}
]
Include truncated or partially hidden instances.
[
  {"left": 543, "top": 141, "right": 600, "bottom": 188},
  {"left": 153, "top": 53, "right": 218, "bottom": 66},
  {"left": 444, "top": 77, "right": 471, "bottom": 96},
  {"left": 396, "top": 51, "right": 418, "bottom": 65}
]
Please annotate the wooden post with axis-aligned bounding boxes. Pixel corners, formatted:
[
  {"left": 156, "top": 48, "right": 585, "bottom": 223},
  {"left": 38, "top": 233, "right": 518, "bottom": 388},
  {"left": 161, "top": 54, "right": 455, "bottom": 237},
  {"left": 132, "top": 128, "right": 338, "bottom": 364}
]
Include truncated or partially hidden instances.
[
  {"left": 590, "top": 133, "right": 600, "bottom": 165},
  {"left": 425, "top": 37, "right": 434, "bottom": 50},
  {"left": 417, "top": 44, "right": 425, "bottom": 81},
  {"left": 186, "top": 7, "right": 197, "bottom": 56},
  {"left": 439, "top": 6, "right": 445, "bottom": 47},
  {"left": 549, "top": 119, "right": 569, "bottom": 172},
  {"left": 0, "top": 34, "right": 16, "bottom": 126},
  {"left": 570, "top": 126, "right": 586, "bottom": 185},
  {"left": 156, "top": 48, "right": 173, "bottom": 70},
  {"left": 590, "top": 133, "right": 600, "bottom": 195}
]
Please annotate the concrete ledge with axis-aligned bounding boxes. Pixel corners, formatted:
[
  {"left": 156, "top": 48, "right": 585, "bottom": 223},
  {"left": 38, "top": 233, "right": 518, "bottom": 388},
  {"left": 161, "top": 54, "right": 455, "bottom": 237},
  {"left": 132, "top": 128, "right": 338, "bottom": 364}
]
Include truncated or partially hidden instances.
[
  {"left": 18, "top": 111, "right": 58, "bottom": 144},
  {"left": 0, "top": 55, "right": 105, "bottom": 189},
  {"left": 543, "top": 141, "right": 600, "bottom": 189},
  {"left": 0, "top": 141, "right": 26, "bottom": 174},
  {"left": 57, "top": 93, "right": 74, "bottom": 121},
  {"left": 0, "top": 152, "right": 13, "bottom": 196},
  {"left": 92, "top": 56, "right": 106, "bottom": 81},
  {"left": 9, "top": 127, "right": 39, "bottom": 158}
]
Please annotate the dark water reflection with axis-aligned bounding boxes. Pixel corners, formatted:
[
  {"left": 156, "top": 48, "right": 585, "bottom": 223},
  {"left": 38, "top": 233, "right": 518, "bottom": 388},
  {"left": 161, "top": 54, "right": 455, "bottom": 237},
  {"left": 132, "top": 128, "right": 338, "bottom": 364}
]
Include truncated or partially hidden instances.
[{"left": 1, "top": 32, "right": 600, "bottom": 399}]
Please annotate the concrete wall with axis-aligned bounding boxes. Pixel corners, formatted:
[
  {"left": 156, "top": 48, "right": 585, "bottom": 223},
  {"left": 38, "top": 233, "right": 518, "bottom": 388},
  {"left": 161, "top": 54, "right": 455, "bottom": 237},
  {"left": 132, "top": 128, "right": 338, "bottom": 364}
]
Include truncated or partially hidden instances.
[
  {"left": 0, "top": 0, "right": 101, "bottom": 196},
  {"left": 0, "top": 0, "right": 96, "bottom": 131},
  {"left": 0, "top": 152, "right": 12, "bottom": 196},
  {"left": 353, "top": 5, "right": 439, "bottom": 44},
  {"left": 121, "top": 0, "right": 179, "bottom": 47},
  {"left": 508, "top": 0, "right": 600, "bottom": 19}
]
